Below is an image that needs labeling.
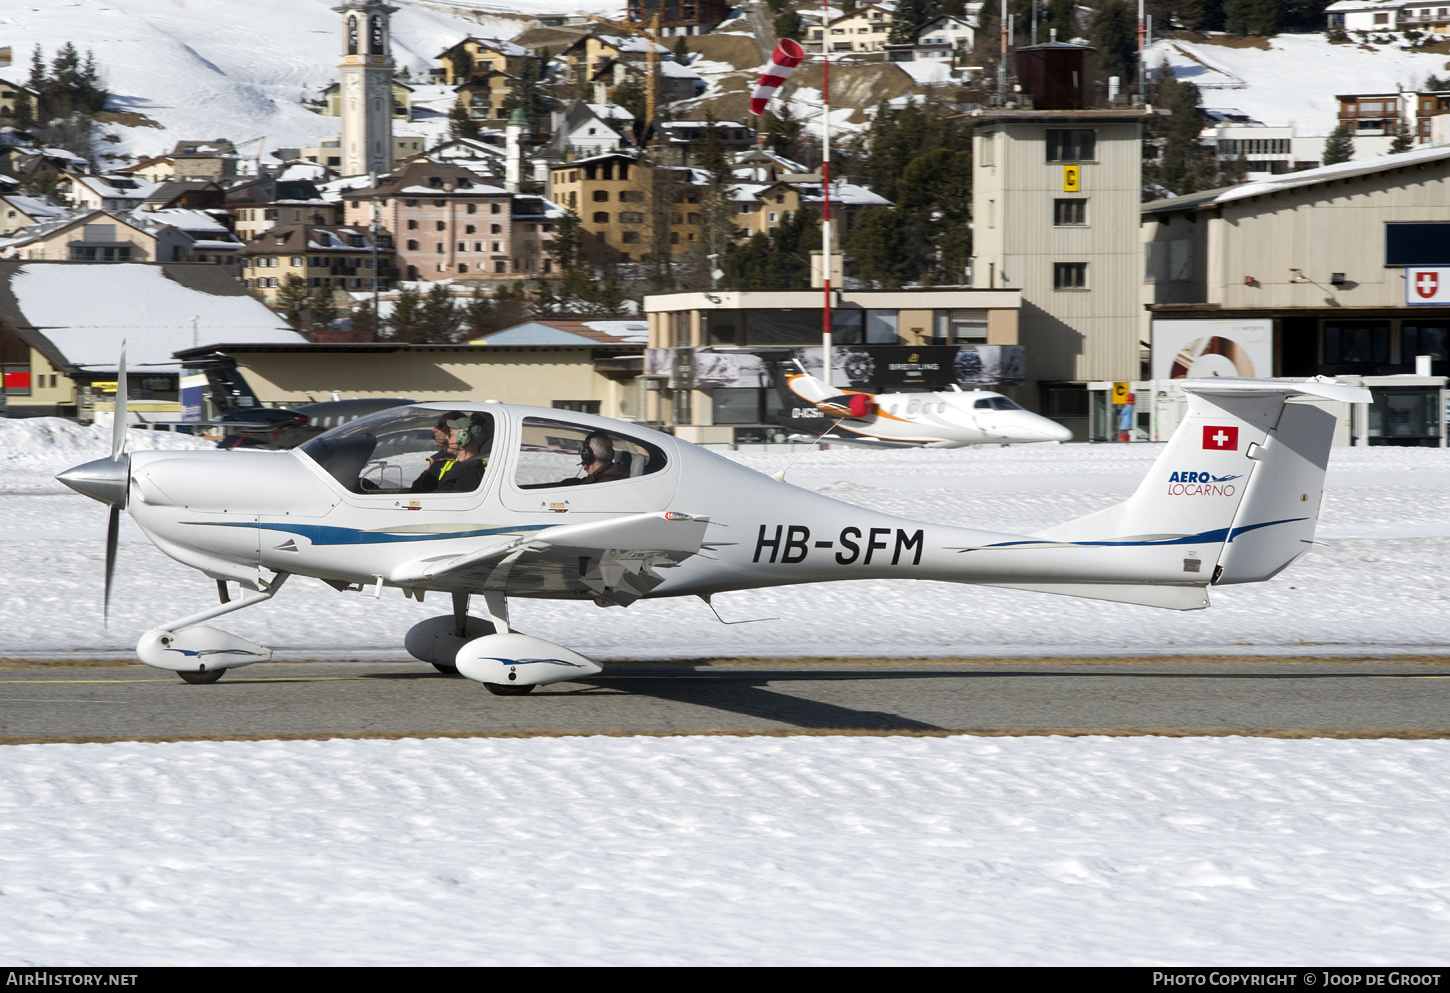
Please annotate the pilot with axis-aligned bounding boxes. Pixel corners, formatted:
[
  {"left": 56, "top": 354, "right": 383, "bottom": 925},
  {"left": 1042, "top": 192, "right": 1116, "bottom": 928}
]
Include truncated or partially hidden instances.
[
  {"left": 560, "top": 431, "right": 630, "bottom": 485},
  {"left": 411, "top": 412, "right": 490, "bottom": 494}
]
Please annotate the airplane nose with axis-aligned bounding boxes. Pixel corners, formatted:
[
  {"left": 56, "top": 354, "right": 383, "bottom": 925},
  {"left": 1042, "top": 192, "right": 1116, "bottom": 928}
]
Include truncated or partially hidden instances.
[
  {"left": 1042, "top": 420, "right": 1075, "bottom": 443},
  {"left": 57, "top": 456, "right": 129, "bottom": 507}
]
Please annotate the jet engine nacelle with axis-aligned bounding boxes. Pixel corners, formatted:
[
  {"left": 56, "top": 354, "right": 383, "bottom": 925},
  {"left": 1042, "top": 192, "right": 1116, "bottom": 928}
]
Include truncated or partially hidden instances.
[
  {"left": 455, "top": 633, "right": 603, "bottom": 688},
  {"left": 404, "top": 614, "right": 498, "bottom": 665},
  {"left": 137, "top": 626, "right": 272, "bottom": 672}
]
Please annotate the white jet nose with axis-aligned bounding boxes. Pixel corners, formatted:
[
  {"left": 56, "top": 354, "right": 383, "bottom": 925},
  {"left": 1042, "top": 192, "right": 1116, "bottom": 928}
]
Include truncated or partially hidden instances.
[{"left": 1001, "top": 413, "right": 1075, "bottom": 443}]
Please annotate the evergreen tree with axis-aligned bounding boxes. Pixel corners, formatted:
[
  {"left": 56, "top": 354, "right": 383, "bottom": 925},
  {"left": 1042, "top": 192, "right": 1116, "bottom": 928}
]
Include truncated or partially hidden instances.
[
  {"left": 1323, "top": 123, "right": 1354, "bottom": 165},
  {"left": 1425, "top": 73, "right": 1450, "bottom": 91},
  {"left": 460, "top": 284, "right": 497, "bottom": 339},
  {"left": 385, "top": 284, "right": 426, "bottom": 341},
  {"left": 276, "top": 274, "right": 311, "bottom": 328},
  {"left": 1045, "top": 0, "right": 1076, "bottom": 37},
  {"left": 612, "top": 74, "right": 648, "bottom": 140},
  {"left": 774, "top": 10, "right": 803, "bottom": 41},
  {"left": 1390, "top": 117, "right": 1414, "bottom": 154},
  {"left": 419, "top": 282, "right": 462, "bottom": 341},
  {"left": 535, "top": 210, "right": 604, "bottom": 314},
  {"left": 890, "top": 0, "right": 937, "bottom": 44},
  {"left": 503, "top": 55, "right": 552, "bottom": 125},
  {"left": 1142, "top": 78, "right": 1229, "bottom": 198},
  {"left": 349, "top": 300, "right": 380, "bottom": 341},
  {"left": 12, "top": 91, "right": 34, "bottom": 130},
  {"left": 450, "top": 46, "right": 474, "bottom": 83},
  {"left": 672, "top": 36, "right": 690, "bottom": 63},
  {"left": 1225, "top": 0, "right": 1279, "bottom": 35},
  {"left": 449, "top": 103, "right": 481, "bottom": 140},
  {"left": 1088, "top": 0, "right": 1137, "bottom": 85},
  {"left": 847, "top": 208, "right": 909, "bottom": 288},
  {"left": 307, "top": 287, "right": 342, "bottom": 339},
  {"left": 762, "top": 101, "right": 805, "bottom": 160},
  {"left": 22, "top": 172, "right": 69, "bottom": 205}
]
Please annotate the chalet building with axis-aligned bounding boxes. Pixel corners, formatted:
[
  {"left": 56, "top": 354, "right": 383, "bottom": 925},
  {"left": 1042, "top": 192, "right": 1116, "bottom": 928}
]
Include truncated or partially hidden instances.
[
  {"left": 563, "top": 33, "right": 670, "bottom": 86},
  {"left": 341, "top": 161, "right": 515, "bottom": 280},
  {"left": 810, "top": 3, "right": 895, "bottom": 53},
  {"left": 1335, "top": 90, "right": 1450, "bottom": 155},
  {"left": 436, "top": 36, "right": 537, "bottom": 85},
  {"left": 170, "top": 139, "right": 240, "bottom": 180},
  {"left": 549, "top": 153, "right": 702, "bottom": 261},
  {"left": 60, "top": 172, "right": 156, "bottom": 213},
  {"left": 454, "top": 71, "right": 517, "bottom": 124},
  {"left": 591, "top": 56, "right": 705, "bottom": 107},
  {"left": 0, "top": 210, "right": 169, "bottom": 263},
  {"left": 0, "top": 81, "right": 36, "bottom": 119},
  {"left": 549, "top": 101, "right": 637, "bottom": 158},
  {"left": 0, "top": 194, "right": 69, "bottom": 237},
  {"left": 225, "top": 176, "right": 339, "bottom": 243},
  {"left": 239, "top": 223, "right": 397, "bottom": 303},
  {"left": 625, "top": 0, "right": 732, "bottom": 36},
  {"left": 115, "top": 155, "right": 176, "bottom": 183}
]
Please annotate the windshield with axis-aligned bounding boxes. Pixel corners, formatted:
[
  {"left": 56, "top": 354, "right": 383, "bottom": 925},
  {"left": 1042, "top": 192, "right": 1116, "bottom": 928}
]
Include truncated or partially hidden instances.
[
  {"left": 299, "top": 406, "right": 496, "bottom": 495},
  {"left": 972, "top": 396, "right": 1023, "bottom": 411}
]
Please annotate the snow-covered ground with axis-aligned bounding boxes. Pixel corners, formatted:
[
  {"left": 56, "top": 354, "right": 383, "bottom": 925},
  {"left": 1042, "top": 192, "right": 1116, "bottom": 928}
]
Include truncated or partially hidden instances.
[
  {"left": 1151, "top": 33, "right": 1449, "bottom": 136},
  {"left": 3, "top": 417, "right": 1448, "bottom": 658},
  {"left": 5, "top": 420, "right": 1450, "bottom": 965},
  {"left": 3, "top": 734, "right": 1449, "bottom": 965},
  {"left": 0, "top": 0, "right": 620, "bottom": 163}
]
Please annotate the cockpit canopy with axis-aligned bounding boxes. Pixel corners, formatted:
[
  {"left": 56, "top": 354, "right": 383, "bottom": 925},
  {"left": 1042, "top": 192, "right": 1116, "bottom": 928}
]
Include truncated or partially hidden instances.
[{"left": 299, "top": 405, "right": 668, "bottom": 495}]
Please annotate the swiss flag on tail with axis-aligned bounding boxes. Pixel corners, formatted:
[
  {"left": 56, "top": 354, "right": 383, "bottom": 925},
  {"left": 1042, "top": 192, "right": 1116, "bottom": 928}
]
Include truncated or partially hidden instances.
[{"left": 1203, "top": 425, "right": 1239, "bottom": 451}]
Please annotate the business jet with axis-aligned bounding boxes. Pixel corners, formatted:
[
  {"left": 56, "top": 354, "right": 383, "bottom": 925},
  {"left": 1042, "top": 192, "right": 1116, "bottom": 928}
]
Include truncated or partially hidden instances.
[
  {"left": 57, "top": 349, "right": 1366, "bottom": 693},
  {"left": 781, "top": 371, "right": 1074, "bottom": 447}
]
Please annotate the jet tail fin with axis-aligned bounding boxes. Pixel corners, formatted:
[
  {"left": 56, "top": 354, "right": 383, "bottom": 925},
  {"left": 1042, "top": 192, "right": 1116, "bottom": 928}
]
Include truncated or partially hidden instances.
[{"left": 1038, "top": 378, "right": 1367, "bottom": 585}]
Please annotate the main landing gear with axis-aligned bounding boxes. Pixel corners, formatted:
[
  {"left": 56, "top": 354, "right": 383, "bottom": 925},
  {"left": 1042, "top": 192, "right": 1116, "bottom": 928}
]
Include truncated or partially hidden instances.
[{"left": 403, "top": 590, "right": 602, "bottom": 694}]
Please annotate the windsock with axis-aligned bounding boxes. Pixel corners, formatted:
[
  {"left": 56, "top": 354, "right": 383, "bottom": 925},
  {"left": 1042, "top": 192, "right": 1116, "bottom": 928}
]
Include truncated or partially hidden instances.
[{"left": 749, "top": 39, "right": 807, "bottom": 116}]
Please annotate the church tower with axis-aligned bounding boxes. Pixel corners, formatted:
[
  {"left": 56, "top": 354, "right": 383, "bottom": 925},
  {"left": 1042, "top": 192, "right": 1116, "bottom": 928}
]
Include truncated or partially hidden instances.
[{"left": 334, "top": 1, "right": 396, "bottom": 177}]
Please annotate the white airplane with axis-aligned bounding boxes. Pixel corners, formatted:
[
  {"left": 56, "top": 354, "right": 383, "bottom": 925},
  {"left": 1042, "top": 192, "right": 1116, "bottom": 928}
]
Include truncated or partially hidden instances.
[
  {"left": 57, "top": 349, "right": 1367, "bottom": 693},
  {"left": 783, "top": 371, "right": 1074, "bottom": 447}
]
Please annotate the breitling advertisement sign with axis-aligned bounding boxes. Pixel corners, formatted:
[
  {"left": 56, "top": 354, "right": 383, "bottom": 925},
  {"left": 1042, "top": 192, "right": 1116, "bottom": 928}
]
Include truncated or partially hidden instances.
[{"left": 644, "top": 346, "right": 1028, "bottom": 390}]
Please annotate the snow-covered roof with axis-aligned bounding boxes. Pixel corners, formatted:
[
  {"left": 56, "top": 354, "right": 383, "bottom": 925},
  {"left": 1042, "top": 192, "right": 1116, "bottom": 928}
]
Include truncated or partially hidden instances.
[
  {"left": 1324, "top": 0, "right": 1400, "bottom": 10},
  {"left": 0, "top": 262, "right": 303, "bottom": 373},
  {"left": 1145, "top": 142, "right": 1450, "bottom": 214},
  {"left": 277, "top": 162, "right": 331, "bottom": 182},
  {"left": 396, "top": 183, "right": 509, "bottom": 196},
  {"left": 473, "top": 319, "right": 646, "bottom": 346},
  {"left": 1, "top": 195, "right": 70, "bottom": 222},
  {"left": 586, "top": 103, "right": 635, "bottom": 121},
  {"left": 596, "top": 34, "right": 670, "bottom": 55},
  {"left": 659, "top": 120, "right": 749, "bottom": 131},
  {"left": 442, "top": 35, "right": 531, "bottom": 58},
  {"left": 657, "top": 60, "right": 703, "bottom": 80},
  {"left": 139, "top": 208, "right": 233, "bottom": 235},
  {"left": 75, "top": 175, "right": 158, "bottom": 201}
]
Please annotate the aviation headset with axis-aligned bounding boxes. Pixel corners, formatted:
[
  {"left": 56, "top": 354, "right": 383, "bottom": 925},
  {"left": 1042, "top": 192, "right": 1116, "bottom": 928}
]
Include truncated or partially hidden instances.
[
  {"left": 580, "top": 430, "right": 614, "bottom": 467},
  {"left": 444, "top": 412, "right": 489, "bottom": 450}
]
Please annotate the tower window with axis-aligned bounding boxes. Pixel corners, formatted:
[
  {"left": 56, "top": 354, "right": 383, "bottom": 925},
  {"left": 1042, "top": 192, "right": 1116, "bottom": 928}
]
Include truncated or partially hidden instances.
[
  {"left": 1053, "top": 262, "right": 1088, "bottom": 289},
  {"left": 369, "top": 14, "right": 385, "bottom": 55},
  {"left": 347, "top": 15, "right": 358, "bottom": 55},
  {"left": 1053, "top": 199, "right": 1086, "bottom": 225},
  {"left": 1046, "top": 130, "right": 1096, "bottom": 162}
]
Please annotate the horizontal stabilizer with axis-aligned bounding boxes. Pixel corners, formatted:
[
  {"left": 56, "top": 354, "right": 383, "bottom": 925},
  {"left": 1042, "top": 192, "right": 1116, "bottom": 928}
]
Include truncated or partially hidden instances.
[
  {"left": 984, "top": 583, "right": 1210, "bottom": 610},
  {"left": 1180, "top": 377, "right": 1372, "bottom": 405}
]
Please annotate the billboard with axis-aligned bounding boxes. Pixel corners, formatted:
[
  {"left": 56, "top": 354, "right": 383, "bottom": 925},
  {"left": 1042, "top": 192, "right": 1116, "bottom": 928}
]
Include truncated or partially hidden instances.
[{"left": 1151, "top": 319, "right": 1273, "bottom": 381}]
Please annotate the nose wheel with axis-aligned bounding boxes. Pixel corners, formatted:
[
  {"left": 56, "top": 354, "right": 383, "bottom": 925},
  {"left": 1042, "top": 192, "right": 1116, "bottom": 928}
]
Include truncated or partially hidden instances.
[
  {"left": 177, "top": 668, "right": 227, "bottom": 684},
  {"left": 483, "top": 682, "right": 535, "bottom": 696}
]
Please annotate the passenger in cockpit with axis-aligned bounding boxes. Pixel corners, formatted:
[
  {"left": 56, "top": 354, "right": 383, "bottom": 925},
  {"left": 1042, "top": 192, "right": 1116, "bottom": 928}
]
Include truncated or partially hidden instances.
[{"left": 559, "top": 431, "right": 629, "bottom": 485}]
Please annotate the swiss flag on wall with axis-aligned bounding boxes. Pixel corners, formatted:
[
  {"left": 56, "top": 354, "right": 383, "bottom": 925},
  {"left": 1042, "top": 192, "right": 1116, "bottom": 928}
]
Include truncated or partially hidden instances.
[{"left": 1203, "top": 425, "right": 1239, "bottom": 451}]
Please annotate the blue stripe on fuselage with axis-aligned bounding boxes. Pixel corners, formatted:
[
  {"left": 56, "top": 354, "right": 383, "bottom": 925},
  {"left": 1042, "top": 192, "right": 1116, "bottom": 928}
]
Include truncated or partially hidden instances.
[
  {"left": 182, "top": 521, "right": 546, "bottom": 545},
  {"left": 976, "top": 518, "right": 1307, "bottom": 551}
]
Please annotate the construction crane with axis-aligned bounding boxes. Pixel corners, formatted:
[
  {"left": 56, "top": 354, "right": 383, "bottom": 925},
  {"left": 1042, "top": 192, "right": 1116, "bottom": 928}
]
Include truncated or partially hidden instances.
[{"left": 580, "top": 11, "right": 663, "bottom": 132}]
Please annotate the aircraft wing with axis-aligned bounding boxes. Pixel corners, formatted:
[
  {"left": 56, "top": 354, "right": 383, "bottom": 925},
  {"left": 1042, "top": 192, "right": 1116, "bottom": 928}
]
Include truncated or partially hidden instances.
[{"left": 392, "top": 511, "right": 710, "bottom": 605}]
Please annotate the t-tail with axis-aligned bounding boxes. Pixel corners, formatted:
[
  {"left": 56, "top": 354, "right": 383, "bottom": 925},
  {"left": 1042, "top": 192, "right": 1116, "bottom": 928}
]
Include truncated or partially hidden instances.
[{"left": 980, "top": 379, "right": 1368, "bottom": 610}]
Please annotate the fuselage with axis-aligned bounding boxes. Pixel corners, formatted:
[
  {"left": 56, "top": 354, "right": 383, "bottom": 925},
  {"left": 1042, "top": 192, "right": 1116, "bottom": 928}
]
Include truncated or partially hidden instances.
[{"left": 117, "top": 402, "right": 1207, "bottom": 605}]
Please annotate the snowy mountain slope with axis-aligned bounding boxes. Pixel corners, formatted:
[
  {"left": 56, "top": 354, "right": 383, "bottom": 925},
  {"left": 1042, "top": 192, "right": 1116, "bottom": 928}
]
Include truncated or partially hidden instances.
[
  {"left": 0, "top": 0, "right": 620, "bottom": 164},
  {"left": 1153, "top": 32, "right": 1450, "bottom": 135}
]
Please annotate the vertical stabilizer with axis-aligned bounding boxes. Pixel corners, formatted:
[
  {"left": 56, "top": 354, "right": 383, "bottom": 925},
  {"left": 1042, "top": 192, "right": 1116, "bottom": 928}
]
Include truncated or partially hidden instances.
[{"left": 1036, "top": 379, "right": 1366, "bottom": 584}]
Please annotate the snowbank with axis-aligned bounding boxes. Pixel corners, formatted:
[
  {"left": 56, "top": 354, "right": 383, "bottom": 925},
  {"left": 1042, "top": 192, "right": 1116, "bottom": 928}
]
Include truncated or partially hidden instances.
[{"left": 2, "top": 734, "right": 1448, "bottom": 965}]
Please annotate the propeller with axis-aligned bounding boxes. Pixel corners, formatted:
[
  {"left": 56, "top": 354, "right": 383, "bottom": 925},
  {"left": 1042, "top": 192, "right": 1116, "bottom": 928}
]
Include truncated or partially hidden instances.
[
  {"left": 54, "top": 343, "right": 134, "bottom": 629},
  {"left": 104, "top": 343, "right": 128, "bottom": 628}
]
